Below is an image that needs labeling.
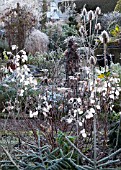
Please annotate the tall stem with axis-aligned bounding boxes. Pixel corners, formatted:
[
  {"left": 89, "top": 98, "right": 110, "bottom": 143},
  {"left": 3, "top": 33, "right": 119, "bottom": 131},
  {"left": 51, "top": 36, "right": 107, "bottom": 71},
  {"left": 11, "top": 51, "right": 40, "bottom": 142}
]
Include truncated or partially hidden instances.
[
  {"left": 104, "top": 43, "right": 107, "bottom": 72},
  {"left": 92, "top": 65, "right": 97, "bottom": 169},
  {"left": 93, "top": 113, "right": 97, "bottom": 169}
]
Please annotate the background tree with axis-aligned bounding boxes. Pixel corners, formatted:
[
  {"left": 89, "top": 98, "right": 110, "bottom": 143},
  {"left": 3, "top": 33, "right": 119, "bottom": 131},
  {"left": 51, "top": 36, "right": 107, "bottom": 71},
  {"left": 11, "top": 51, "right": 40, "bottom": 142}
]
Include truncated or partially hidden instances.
[{"left": 1, "top": 3, "right": 37, "bottom": 50}]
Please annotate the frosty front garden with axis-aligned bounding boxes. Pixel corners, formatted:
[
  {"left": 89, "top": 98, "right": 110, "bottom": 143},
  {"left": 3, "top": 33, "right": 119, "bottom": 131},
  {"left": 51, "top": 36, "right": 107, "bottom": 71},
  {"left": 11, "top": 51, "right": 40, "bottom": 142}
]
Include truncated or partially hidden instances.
[{"left": 0, "top": 1, "right": 121, "bottom": 170}]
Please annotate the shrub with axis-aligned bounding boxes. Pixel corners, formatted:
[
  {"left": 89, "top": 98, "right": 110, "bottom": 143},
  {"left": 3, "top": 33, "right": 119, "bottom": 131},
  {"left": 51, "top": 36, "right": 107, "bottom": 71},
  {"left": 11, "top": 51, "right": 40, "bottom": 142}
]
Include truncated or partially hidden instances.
[{"left": 25, "top": 28, "right": 49, "bottom": 55}]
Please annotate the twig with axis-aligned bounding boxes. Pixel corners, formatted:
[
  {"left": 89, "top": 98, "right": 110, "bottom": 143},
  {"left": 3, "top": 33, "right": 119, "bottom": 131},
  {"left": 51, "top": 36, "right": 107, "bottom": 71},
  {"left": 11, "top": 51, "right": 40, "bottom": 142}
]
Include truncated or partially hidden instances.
[
  {"left": 97, "top": 148, "right": 121, "bottom": 164},
  {"left": 1, "top": 145, "right": 20, "bottom": 170},
  {"left": 97, "top": 159, "right": 120, "bottom": 168},
  {"left": 65, "top": 136, "right": 94, "bottom": 165}
]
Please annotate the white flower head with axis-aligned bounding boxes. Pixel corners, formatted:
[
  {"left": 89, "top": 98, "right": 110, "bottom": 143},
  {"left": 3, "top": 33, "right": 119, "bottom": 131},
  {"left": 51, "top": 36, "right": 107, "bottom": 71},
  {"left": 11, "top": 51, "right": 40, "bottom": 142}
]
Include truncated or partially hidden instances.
[
  {"left": 90, "top": 99, "right": 95, "bottom": 104},
  {"left": 90, "top": 108, "right": 95, "bottom": 113},
  {"left": 68, "top": 98, "right": 74, "bottom": 104},
  {"left": 24, "top": 80, "right": 30, "bottom": 86},
  {"left": 86, "top": 108, "right": 95, "bottom": 119},
  {"left": 32, "top": 79, "right": 37, "bottom": 86},
  {"left": 12, "top": 45, "right": 18, "bottom": 50},
  {"left": 57, "top": 87, "right": 71, "bottom": 93},
  {"left": 21, "top": 54, "right": 28, "bottom": 62},
  {"left": 7, "top": 52, "right": 12, "bottom": 55},
  {"left": 96, "top": 105, "right": 101, "bottom": 110},
  {"left": 16, "top": 54, "right": 20, "bottom": 62},
  {"left": 115, "top": 90, "right": 119, "bottom": 96},
  {"left": 29, "top": 110, "right": 38, "bottom": 118},
  {"left": 81, "top": 129, "right": 87, "bottom": 138},
  {"left": 77, "top": 109, "right": 83, "bottom": 115},
  {"left": 67, "top": 117, "right": 73, "bottom": 124},
  {"left": 78, "top": 121, "right": 83, "bottom": 126},
  {"left": 33, "top": 111, "right": 38, "bottom": 117},
  {"left": 29, "top": 110, "right": 33, "bottom": 118},
  {"left": 73, "top": 3, "right": 76, "bottom": 9},
  {"left": 18, "top": 89, "right": 24, "bottom": 96},
  {"left": 20, "top": 50, "right": 26, "bottom": 55},
  {"left": 109, "top": 94, "right": 114, "bottom": 100}
]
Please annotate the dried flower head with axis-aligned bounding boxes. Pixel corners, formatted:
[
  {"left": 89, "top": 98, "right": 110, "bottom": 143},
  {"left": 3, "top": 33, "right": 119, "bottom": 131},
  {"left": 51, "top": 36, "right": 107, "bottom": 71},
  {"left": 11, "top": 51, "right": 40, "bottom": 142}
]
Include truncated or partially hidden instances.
[
  {"left": 89, "top": 56, "right": 97, "bottom": 65},
  {"left": 95, "top": 23, "right": 101, "bottom": 30},
  {"left": 100, "top": 30, "right": 109, "bottom": 43},
  {"left": 82, "top": 7, "right": 87, "bottom": 16},
  {"left": 95, "top": 7, "right": 101, "bottom": 16},
  {"left": 88, "top": 10, "right": 95, "bottom": 21}
]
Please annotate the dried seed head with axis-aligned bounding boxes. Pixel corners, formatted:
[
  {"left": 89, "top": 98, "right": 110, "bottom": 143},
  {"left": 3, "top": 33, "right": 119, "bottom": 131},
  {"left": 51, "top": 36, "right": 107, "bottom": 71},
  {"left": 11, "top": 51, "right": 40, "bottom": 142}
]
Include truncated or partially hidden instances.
[
  {"left": 82, "top": 7, "right": 87, "bottom": 16},
  {"left": 88, "top": 10, "right": 95, "bottom": 21},
  {"left": 89, "top": 56, "right": 97, "bottom": 65},
  {"left": 95, "top": 7, "right": 101, "bottom": 15},
  {"left": 100, "top": 30, "right": 109, "bottom": 43},
  {"left": 95, "top": 23, "right": 101, "bottom": 30}
]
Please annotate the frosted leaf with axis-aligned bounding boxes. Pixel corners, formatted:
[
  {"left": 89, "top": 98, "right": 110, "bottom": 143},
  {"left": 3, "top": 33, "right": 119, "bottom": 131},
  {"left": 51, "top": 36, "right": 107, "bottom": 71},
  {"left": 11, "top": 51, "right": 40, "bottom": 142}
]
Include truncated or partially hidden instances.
[
  {"left": 96, "top": 105, "right": 100, "bottom": 110},
  {"left": 12, "top": 45, "right": 18, "bottom": 50},
  {"left": 79, "top": 121, "right": 83, "bottom": 126},
  {"left": 67, "top": 118, "right": 73, "bottom": 124},
  {"left": 115, "top": 90, "right": 119, "bottom": 96},
  {"left": 109, "top": 94, "right": 114, "bottom": 100},
  {"left": 90, "top": 108, "right": 95, "bottom": 113}
]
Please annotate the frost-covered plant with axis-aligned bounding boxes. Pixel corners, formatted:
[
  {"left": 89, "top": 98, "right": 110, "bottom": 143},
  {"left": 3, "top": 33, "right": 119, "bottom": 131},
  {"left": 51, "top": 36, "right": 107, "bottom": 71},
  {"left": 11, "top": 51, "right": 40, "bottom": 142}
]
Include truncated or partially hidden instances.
[
  {"left": 0, "top": 47, "right": 53, "bottom": 120},
  {"left": 60, "top": 62, "right": 121, "bottom": 169},
  {"left": 25, "top": 28, "right": 49, "bottom": 55},
  {"left": 57, "top": 7, "right": 121, "bottom": 168},
  {"left": 45, "top": 21, "right": 79, "bottom": 51}
]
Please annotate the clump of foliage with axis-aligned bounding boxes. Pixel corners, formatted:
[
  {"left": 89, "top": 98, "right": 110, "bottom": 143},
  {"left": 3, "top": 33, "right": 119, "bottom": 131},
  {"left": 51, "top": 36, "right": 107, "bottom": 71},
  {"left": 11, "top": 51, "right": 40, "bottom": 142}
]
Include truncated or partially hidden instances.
[{"left": 45, "top": 21, "right": 78, "bottom": 51}]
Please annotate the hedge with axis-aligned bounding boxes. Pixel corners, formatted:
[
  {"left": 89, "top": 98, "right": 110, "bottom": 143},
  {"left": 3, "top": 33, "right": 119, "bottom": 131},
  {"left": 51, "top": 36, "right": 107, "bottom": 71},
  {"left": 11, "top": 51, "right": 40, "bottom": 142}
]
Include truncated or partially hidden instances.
[{"left": 75, "top": 0, "right": 118, "bottom": 13}]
